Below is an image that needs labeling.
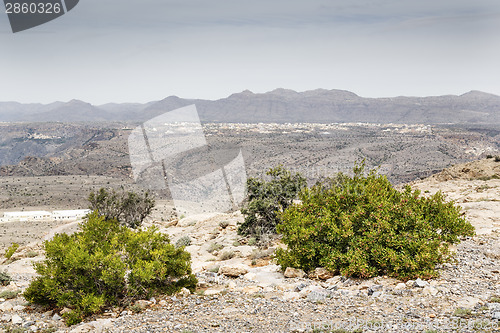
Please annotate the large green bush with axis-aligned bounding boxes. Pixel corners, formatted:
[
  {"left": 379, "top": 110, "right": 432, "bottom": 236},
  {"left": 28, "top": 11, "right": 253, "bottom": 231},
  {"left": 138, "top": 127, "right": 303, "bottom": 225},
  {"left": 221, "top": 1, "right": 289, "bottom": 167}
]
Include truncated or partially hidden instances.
[
  {"left": 275, "top": 163, "right": 475, "bottom": 281},
  {"left": 24, "top": 212, "right": 196, "bottom": 325},
  {"left": 238, "top": 166, "right": 306, "bottom": 239}
]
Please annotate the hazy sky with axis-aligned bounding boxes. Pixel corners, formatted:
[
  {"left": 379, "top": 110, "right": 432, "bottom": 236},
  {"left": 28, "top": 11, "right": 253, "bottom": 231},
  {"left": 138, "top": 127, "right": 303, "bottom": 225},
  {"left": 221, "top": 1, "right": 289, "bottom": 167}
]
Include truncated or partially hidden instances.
[{"left": 1, "top": 0, "right": 499, "bottom": 104}]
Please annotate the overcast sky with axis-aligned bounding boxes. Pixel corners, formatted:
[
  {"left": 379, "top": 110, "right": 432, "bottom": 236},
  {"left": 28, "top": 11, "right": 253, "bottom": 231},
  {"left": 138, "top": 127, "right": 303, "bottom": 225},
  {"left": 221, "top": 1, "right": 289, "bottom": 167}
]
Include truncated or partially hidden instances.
[{"left": 1, "top": 0, "right": 499, "bottom": 104}]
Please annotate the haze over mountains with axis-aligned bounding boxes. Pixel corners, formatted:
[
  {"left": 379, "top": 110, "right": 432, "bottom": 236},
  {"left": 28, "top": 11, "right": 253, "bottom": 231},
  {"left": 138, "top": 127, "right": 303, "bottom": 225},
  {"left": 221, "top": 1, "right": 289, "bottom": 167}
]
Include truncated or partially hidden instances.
[{"left": 1, "top": 89, "right": 500, "bottom": 124}]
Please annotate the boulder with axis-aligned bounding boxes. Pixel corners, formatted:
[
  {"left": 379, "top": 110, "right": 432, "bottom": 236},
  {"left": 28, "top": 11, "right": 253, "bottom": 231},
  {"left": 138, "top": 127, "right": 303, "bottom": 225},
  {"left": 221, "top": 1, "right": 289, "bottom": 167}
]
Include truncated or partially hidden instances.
[
  {"left": 284, "top": 267, "right": 306, "bottom": 279},
  {"left": 219, "top": 264, "right": 249, "bottom": 277},
  {"left": 313, "top": 268, "right": 334, "bottom": 280}
]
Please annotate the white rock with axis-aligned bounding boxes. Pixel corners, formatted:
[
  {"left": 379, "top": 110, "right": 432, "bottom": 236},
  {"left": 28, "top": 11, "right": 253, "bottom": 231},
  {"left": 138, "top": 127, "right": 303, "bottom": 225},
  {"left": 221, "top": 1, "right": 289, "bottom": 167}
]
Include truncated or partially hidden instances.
[
  {"left": 284, "top": 267, "right": 306, "bottom": 279},
  {"left": 134, "top": 300, "right": 152, "bottom": 309},
  {"left": 11, "top": 314, "right": 22, "bottom": 325},
  {"left": 219, "top": 264, "right": 249, "bottom": 277},
  {"left": 282, "top": 292, "right": 301, "bottom": 301},
  {"left": 456, "top": 296, "right": 481, "bottom": 309},
  {"left": 422, "top": 286, "right": 439, "bottom": 296},
  {"left": 12, "top": 305, "right": 25, "bottom": 312},
  {"left": 178, "top": 287, "right": 191, "bottom": 297},
  {"left": 0, "top": 301, "right": 13, "bottom": 312},
  {"left": 394, "top": 283, "right": 406, "bottom": 291},
  {"left": 222, "top": 307, "right": 239, "bottom": 315},
  {"left": 414, "top": 278, "right": 429, "bottom": 288},
  {"left": 204, "top": 289, "right": 222, "bottom": 296}
]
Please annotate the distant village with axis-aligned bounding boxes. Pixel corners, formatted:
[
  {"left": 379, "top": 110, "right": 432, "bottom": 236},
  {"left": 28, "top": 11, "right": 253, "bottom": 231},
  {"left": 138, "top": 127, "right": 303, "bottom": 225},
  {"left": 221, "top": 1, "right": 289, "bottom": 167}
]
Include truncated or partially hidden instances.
[{"left": 0, "top": 209, "right": 90, "bottom": 223}]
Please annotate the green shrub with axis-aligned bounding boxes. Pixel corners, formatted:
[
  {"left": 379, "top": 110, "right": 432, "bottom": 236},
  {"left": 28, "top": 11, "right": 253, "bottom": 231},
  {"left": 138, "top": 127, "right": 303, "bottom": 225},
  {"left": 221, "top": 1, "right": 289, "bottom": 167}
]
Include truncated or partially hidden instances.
[
  {"left": 175, "top": 236, "right": 191, "bottom": 248},
  {"left": 4, "top": 243, "right": 19, "bottom": 259},
  {"left": 0, "top": 290, "right": 21, "bottom": 300},
  {"left": 23, "top": 212, "right": 196, "bottom": 325},
  {"left": 88, "top": 188, "right": 154, "bottom": 228},
  {"left": 0, "top": 270, "right": 12, "bottom": 286},
  {"left": 239, "top": 166, "right": 306, "bottom": 239},
  {"left": 219, "top": 221, "right": 230, "bottom": 229},
  {"left": 219, "top": 250, "right": 235, "bottom": 261},
  {"left": 207, "top": 243, "right": 224, "bottom": 253},
  {"left": 495, "top": 156, "right": 500, "bottom": 162},
  {"left": 276, "top": 162, "right": 475, "bottom": 281},
  {"left": 453, "top": 307, "right": 473, "bottom": 318},
  {"left": 25, "top": 251, "right": 38, "bottom": 258}
]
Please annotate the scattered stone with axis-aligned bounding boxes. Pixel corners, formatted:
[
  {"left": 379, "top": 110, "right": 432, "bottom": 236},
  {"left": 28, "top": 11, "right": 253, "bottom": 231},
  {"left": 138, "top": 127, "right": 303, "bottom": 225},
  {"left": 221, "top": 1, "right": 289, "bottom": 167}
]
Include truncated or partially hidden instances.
[
  {"left": 52, "top": 313, "right": 62, "bottom": 321},
  {"left": 492, "top": 312, "right": 500, "bottom": 320},
  {"left": 284, "top": 267, "right": 306, "bottom": 279}
]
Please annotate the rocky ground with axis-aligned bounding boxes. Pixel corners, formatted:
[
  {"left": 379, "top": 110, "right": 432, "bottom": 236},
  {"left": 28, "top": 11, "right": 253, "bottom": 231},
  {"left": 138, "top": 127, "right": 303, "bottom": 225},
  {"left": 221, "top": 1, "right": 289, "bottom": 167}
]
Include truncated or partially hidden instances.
[{"left": 1, "top": 159, "right": 500, "bottom": 332}]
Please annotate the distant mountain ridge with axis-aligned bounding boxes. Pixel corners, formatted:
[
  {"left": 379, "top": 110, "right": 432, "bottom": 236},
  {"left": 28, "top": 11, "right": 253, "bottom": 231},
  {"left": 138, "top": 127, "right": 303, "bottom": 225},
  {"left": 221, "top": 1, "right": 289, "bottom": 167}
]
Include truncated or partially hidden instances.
[{"left": 1, "top": 89, "right": 500, "bottom": 124}]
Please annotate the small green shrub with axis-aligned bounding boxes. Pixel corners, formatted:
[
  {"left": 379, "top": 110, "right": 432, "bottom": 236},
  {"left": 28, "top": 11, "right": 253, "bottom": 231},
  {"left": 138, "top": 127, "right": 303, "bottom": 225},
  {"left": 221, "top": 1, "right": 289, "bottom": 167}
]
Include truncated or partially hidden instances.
[
  {"left": 219, "top": 250, "right": 235, "bottom": 261},
  {"left": 239, "top": 166, "right": 306, "bottom": 239},
  {"left": 175, "top": 236, "right": 191, "bottom": 248},
  {"left": 453, "top": 307, "right": 473, "bottom": 318},
  {"left": 129, "top": 304, "right": 143, "bottom": 314},
  {"left": 486, "top": 154, "right": 493, "bottom": 159},
  {"left": 489, "top": 295, "right": 500, "bottom": 303},
  {"left": 247, "top": 237, "right": 257, "bottom": 246},
  {"left": 219, "top": 221, "right": 230, "bottom": 229},
  {"left": 25, "top": 251, "right": 38, "bottom": 258},
  {"left": 207, "top": 243, "right": 224, "bottom": 253},
  {"left": 0, "top": 290, "right": 21, "bottom": 300},
  {"left": 276, "top": 162, "right": 475, "bottom": 281},
  {"left": 495, "top": 156, "right": 500, "bottom": 162},
  {"left": 88, "top": 188, "right": 154, "bottom": 228},
  {"left": 207, "top": 265, "right": 220, "bottom": 273},
  {"left": 0, "top": 270, "right": 12, "bottom": 286},
  {"left": 23, "top": 212, "right": 196, "bottom": 325},
  {"left": 4, "top": 243, "right": 19, "bottom": 259}
]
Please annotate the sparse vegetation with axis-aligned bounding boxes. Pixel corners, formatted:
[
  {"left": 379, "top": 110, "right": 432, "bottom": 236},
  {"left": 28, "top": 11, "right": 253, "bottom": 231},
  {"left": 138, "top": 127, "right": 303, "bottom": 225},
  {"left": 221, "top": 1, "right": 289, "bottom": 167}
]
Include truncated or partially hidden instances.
[
  {"left": 276, "top": 162, "right": 475, "bottom": 281},
  {"left": 23, "top": 212, "right": 196, "bottom": 325}
]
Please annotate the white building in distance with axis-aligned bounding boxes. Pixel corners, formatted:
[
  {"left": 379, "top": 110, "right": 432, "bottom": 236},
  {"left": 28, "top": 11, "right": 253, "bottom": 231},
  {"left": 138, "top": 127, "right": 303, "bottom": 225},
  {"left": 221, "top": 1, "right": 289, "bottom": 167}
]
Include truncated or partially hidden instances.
[{"left": 1, "top": 209, "right": 90, "bottom": 222}]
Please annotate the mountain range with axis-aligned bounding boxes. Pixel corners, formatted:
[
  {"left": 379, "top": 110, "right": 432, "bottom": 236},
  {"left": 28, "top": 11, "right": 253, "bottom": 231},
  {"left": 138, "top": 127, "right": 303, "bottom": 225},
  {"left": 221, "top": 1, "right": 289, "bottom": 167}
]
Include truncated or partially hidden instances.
[{"left": 1, "top": 89, "right": 500, "bottom": 124}]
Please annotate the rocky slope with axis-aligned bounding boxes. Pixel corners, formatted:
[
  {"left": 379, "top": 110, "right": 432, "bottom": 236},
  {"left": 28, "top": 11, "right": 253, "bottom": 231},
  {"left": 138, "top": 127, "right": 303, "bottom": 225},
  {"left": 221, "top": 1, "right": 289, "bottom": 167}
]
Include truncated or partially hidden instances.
[{"left": 1, "top": 159, "right": 500, "bottom": 332}]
